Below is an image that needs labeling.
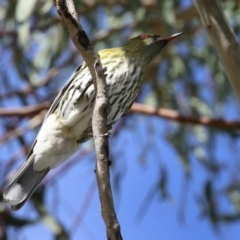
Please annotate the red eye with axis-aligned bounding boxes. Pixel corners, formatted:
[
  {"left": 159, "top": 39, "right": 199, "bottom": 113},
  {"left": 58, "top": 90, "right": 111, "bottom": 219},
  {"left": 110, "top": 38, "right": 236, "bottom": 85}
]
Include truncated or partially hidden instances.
[{"left": 140, "top": 34, "right": 148, "bottom": 40}]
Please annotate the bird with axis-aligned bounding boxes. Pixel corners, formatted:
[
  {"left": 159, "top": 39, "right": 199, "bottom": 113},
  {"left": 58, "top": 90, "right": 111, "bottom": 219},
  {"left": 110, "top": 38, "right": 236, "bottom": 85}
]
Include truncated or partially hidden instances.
[{"left": 3, "top": 32, "right": 182, "bottom": 210}]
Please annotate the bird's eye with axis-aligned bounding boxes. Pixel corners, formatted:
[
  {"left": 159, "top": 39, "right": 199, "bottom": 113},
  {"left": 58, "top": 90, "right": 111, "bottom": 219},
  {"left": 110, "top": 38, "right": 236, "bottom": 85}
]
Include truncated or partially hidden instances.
[{"left": 140, "top": 34, "right": 148, "bottom": 40}]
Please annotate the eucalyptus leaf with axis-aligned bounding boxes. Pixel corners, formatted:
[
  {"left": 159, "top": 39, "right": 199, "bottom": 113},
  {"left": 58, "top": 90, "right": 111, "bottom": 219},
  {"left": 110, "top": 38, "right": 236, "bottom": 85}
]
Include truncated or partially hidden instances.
[
  {"left": 161, "top": 0, "right": 175, "bottom": 25},
  {"left": 15, "top": 0, "right": 37, "bottom": 22},
  {"left": 17, "top": 21, "right": 30, "bottom": 49},
  {"left": 229, "top": 190, "right": 240, "bottom": 212},
  {"left": 0, "top": 6, "right": 6, "bottom": 21},
  {"left": 42, "top": 215, "right": 63, "bottom": 235},
  {"left": 39, "top": 0, "right": 53, "bottom": 15}
]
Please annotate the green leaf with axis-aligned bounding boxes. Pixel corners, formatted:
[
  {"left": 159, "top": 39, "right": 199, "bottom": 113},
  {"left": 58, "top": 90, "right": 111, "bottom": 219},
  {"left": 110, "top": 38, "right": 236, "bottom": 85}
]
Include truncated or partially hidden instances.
[
  {"left": 135, "top": 7, "right": 146, "bottom": 22},
  {"left": 0, "top": 6, "right": 6, "bottom": 21},
  {"left": 39, "top": 0, "right": 53, "bottom": 15},
  {"left": 229, "top": 190, "right": 240, "bottom": 212},
  {"left": 17, "top": 21, "right": 30, "bottom": 49},
  {"left": 42, "top": 215, "right": 63, "bottom": 235},
  {"left": 161, "top": 0, "right": 175, "bottom": 26},
  {"left": 144, "top": 92, "right": 159, "bottom": 107},
  {"left": 193, "top": 126, "right": 208, "bottom": 143},
  {"left": 15, "top": 0, "right": 37, "bottom": 22}
]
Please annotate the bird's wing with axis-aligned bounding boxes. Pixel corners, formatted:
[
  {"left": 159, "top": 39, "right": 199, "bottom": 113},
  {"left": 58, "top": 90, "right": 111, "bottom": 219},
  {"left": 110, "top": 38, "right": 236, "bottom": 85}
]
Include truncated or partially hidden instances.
[
  {"left": 26, "top": 63, "right": 89, "bottom": 159},
  {"left": 43, "top": 63, "right": 86, "bottom": 122}
]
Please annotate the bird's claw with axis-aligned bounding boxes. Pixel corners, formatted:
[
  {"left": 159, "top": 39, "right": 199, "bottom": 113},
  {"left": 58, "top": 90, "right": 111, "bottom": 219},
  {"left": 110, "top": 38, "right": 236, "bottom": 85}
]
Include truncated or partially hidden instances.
[{"left": 100, "top": 131, "right": 111, "bottom": 137}]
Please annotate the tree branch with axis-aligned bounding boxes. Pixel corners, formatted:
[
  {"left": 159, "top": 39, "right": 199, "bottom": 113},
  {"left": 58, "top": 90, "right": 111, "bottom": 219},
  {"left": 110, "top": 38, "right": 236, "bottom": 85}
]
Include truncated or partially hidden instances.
[
  {"left": 92, "top": 63, "right": 123, "bottom": 239},
  {"left": 0, "top": 101, "right": 51, "bottom": 117},
  {"left": 53, "top": 1, "right": 122, "bottom": 239},
  {"left": 194, "top": 0, "right": 240, "bottom": 100},
  {"left": 130, "top": 103, "right": 240, "bottom": 130},
  {"left": 1, "top": 102, "right": 240, "bottom": 130}
]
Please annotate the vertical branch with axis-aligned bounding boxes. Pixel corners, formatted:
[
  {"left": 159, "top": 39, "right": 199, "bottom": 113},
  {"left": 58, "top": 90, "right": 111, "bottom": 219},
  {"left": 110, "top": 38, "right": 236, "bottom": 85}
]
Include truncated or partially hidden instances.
[
  {"left": 93, "top": 64, "right": 122, "bottom": 240},
  {"left": 194, "top": 0, "right": 240, "bottom": 100},
  {"left": 53, "top": 0, "right": 122, "bottom": 239}
]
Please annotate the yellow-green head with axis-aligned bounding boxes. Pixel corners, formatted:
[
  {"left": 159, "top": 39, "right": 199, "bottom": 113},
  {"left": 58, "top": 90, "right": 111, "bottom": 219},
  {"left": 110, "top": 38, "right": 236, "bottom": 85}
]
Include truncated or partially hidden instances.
[
  {"left": 123, "top": 32, "right": 183, "bottom": 66},
  {"left": 99, "top": 32, "right": 183, "bottom": 72}
]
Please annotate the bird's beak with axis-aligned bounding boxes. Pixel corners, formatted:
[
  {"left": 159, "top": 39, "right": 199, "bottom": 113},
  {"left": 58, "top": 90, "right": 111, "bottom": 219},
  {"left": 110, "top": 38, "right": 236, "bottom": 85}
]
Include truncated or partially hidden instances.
[{"left": 157, "top": 32, "right": 183, "bottom": 43}]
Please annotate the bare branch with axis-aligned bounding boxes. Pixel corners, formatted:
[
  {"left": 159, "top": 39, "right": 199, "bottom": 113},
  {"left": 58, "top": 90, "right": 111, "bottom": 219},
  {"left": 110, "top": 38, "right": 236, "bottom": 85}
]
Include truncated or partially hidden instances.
[
  {"left": 1, "top": 102, "right": 240, "bottom": 130},
  {"left": 0, "top": 101, "right": 51, "bottom": 117},
  {"left": 92, "top": 64, "right": 123, "bottom": 239},
  {"left": 130, "top": 103, "right": 240, "bottom": 130},
  {"left": 53, "top": 0, "right": 122, "bottom": 238},
  {"left": 194, "top": 0, "right": 240, "bottom": 100}
]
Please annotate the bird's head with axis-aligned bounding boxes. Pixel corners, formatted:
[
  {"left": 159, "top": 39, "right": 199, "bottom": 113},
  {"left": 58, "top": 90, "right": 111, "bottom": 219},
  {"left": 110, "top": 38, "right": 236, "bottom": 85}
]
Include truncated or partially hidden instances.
[{"left": 124, "top": 32, "right": 183, "bottom": 66}]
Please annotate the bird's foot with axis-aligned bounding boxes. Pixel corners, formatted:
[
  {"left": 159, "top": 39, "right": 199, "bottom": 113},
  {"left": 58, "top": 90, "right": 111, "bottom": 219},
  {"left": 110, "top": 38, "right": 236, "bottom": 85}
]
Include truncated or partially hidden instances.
[
  {"left": 100, "top": 124, "right": 112, "bottom": 138},
  {"left": 100, "top": 131, "right": 111, "bottom": 138}
]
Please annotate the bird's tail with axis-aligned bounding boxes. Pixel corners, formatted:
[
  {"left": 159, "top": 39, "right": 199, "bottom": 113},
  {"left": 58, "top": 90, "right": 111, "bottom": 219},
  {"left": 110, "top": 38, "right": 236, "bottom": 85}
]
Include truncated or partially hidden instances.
[{"left": 3, "top": 155, "right": 49, "bottom": 210}]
